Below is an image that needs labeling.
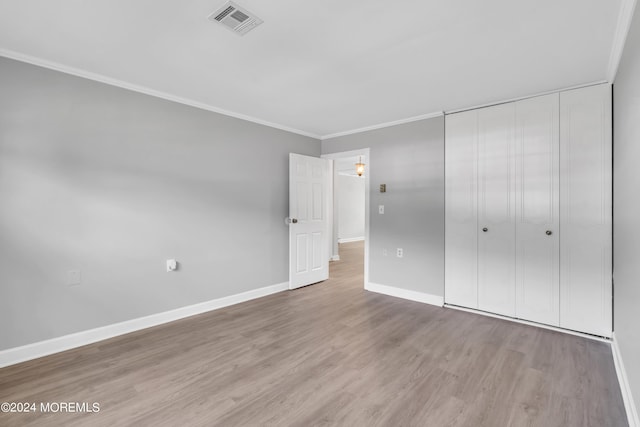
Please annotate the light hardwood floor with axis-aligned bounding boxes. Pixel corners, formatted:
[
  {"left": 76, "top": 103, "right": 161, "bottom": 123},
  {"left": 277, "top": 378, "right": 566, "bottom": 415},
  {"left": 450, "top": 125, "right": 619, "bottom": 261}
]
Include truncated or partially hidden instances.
[{"left": 0, "top": 242, "right": 628, "bottom": 426}]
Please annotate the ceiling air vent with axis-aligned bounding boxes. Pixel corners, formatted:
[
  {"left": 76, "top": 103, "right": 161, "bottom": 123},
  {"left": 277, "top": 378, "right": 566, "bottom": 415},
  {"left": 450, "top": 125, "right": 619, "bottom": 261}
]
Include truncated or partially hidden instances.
[{"left": 208, "top": 1, "right": 263, "bottom": 36}]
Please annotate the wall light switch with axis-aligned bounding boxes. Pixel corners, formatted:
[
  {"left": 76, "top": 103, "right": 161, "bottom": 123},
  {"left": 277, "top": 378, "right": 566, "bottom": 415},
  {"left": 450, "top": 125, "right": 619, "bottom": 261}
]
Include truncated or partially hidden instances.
[
  {"left": 380, "top": 184, "right": 386, "bottom": 193},
  {"left": 379, "top": 205, "right": 384, "bottom": 214},
  {"left": 167, "top": 259, "right": 178, "bottom": 272},
  {"left": 68, "top": 270, "right": 81, "bottom": 286}
]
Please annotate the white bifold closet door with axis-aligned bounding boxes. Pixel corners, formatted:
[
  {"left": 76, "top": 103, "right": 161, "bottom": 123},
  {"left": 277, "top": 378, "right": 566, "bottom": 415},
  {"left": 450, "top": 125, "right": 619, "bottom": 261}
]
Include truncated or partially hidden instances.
[
  {"left": 445, "top": 84, "right": 611, "bottom": 336},
  {"left": 514, "top": 93, "right": 560, "bottom": 326},
  {"left": 477, "top": 103, "right": 516, "bottom": 317},
  {"left": 444, "top": 110, "right": 478, "bottom": 309},
  {"left": 559, "top": 85, "right": 612, "bottom": 337}
]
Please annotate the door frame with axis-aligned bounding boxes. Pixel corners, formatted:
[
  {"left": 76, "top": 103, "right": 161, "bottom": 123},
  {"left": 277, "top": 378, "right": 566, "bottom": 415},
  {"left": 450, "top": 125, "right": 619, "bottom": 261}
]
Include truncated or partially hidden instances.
[{"left": 321, "top": 148, "right": 370, "bottom": 288}]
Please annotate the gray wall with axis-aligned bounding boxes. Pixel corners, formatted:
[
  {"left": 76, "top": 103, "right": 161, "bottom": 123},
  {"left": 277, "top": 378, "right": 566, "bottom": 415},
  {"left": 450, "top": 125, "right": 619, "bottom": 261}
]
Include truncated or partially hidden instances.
[
  {"left": 0, "top": 57, "right": 320, "bottom": 350},
  {"left": 614, "top": 4, "right": 640, "bottom": 414},
  {"left": 337, "top": 174, "right": 365, "bottom": 241},
  {"left": 322, "top": 118, "right": 445, "bottom": 297}
]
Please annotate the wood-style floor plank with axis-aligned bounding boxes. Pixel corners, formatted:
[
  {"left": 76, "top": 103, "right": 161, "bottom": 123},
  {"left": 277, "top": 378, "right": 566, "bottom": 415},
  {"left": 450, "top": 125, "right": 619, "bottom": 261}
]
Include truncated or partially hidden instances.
[{"left": 0, "top": 242, "right": 628, "bottom": 426}]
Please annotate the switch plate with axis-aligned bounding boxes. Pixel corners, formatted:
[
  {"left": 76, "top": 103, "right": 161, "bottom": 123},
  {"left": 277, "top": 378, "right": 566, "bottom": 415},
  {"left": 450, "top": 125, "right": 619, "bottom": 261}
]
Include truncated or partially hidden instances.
[
  {"left": 379, "top": 205, "right": 384, "bottom": 214},
  {"left": 68, "top": 270, "right": 81, "bottom": 286},
  {"left": 397, "top": 248, "right": 403, "bottom": 258}
]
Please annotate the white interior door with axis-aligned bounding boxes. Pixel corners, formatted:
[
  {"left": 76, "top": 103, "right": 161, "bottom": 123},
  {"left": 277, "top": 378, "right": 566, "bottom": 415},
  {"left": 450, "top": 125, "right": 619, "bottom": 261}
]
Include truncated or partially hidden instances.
[
  {"left": 515, "top": 93, "right": 560, "bottom": 326},
  {"left": 477, "top": 103, "right": 516, "bottom": 317},
  {"left": 289, "top": 153, "right": 330, "bottom": 289},
  {"left": 559, "top": 84, "right": 612, "bottom": 337},
  {"left": 445, "top": 110, "right": 479, "bottom": 308}
]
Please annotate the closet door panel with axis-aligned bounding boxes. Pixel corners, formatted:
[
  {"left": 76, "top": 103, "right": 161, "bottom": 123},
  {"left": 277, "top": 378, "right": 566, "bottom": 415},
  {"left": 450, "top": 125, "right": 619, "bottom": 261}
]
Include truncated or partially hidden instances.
[
  {"left": 445, "top": 110, "right": 478, "bottom": 308},
  {"left": 515, "top": 93, "right": 560, "bottom": 326},
  {"left": 560, "top": 84, "right": 612, "bottom": 337},
  {"left": 477, "top": 103, "right": 516, "bottom": 317}
]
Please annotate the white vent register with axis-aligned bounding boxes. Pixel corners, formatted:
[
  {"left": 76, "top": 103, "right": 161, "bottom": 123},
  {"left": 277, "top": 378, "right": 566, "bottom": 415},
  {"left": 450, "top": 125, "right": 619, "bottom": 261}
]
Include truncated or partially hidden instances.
[{"left": 208, "top": 1, "right": 263, "bottom": 36}]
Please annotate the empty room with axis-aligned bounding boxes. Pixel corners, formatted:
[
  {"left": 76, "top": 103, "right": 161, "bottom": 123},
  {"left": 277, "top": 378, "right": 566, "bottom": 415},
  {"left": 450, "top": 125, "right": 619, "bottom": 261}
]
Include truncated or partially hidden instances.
[{"left": 1, "top": 1, "right": 640, "bottom": 426}]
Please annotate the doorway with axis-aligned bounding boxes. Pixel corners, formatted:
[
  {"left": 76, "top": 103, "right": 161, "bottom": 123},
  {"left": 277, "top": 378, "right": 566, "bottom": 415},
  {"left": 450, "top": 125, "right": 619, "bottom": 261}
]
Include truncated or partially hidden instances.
[{"left": 321, "top": 149, "right": 370, "bottom": 288}]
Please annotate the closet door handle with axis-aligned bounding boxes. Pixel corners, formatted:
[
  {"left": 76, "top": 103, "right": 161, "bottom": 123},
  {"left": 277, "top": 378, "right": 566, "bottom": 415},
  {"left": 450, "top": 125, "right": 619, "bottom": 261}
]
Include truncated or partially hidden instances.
[
  {"left": 545, "top": 230, "right": 552, "bottom": 236},
  {"left": 482, "top": 227, "right": 488, "bottom": 232}
]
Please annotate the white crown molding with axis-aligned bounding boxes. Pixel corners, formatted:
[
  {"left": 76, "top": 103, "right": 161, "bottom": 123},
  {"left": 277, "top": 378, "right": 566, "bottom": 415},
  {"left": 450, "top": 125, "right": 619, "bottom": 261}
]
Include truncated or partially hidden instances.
[
  {"left": 320, "top": 80, "right": 609, "bottom": 141},
  {"left": 445, "top": 81, "right": 608, "bottom": 115},
  {"left": 612, "top": 332, "right": 640, "bottom": 427},
  {"left": 321, "top": 112, "right": 444, "bottom": 140},
  {"left": 608, "top": 0, "right": 639, "bottom": 83},
  {"left": 365, "top": 282, "right": 444, "bottom": 307},
  {"left": 0, "top": 281, "right": 289, "bottom": 368},
  {"left": 0, "top": 49, "right": 321, "bottom": 140}
]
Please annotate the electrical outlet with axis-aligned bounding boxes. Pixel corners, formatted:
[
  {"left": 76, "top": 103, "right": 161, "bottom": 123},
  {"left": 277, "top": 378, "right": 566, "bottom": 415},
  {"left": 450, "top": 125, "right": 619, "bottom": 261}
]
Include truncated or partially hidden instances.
[
  {"left": 68, "top": 270, "right": 81, "bottom": 286},
  {"left": 379, "top": 205, "right": 384, "bottom": 214},
  {"left": 383, "top": 248, "right": 388, "bottom": 256},
  {"left": 397, "top": 248, "right": 403, "bottom": 258}
]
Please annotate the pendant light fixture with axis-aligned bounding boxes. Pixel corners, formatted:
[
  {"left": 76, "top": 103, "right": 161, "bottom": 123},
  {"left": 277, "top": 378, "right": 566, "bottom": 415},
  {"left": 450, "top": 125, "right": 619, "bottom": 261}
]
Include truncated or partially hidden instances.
[{"left": 355, "top": 156, "right": 365, "bottom": 177}]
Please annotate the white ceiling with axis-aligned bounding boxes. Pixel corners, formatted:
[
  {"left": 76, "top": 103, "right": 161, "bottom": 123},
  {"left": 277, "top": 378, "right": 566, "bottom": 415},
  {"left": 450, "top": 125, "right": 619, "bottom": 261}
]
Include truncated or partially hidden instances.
[{"left": 0, "top": 0, "right": 624, "bottom": 138}]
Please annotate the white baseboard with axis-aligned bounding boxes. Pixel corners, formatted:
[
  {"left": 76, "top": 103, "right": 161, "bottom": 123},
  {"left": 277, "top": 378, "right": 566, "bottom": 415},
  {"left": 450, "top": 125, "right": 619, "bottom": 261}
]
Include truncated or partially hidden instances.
[
  {"left": 612, "top": 332, "right": 640, "bottom": 427},
  {"left": 338, "top": 237, "right": 365, "bottom": 244},
  {"left": 365, "top": 282, "right": 444, "bottom": 307},
  {"left": 330, "top": 255, "right": 341, "bottom": 261},
  {"left": 0, "top": 281, "right": 289, "bottom": 369}
]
